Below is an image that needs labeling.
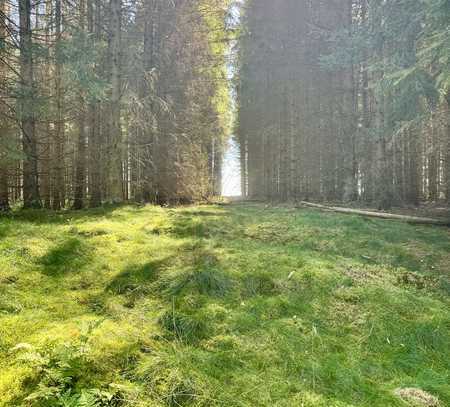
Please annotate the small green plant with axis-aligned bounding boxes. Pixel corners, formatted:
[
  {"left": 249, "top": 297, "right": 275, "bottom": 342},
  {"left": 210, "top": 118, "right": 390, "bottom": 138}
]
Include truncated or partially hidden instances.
[
  {"left": 159, "top": 309, "right": 208, "bottom": 344},
  {"left": 165, "top": 269, "right": 232, "bottom": 298},
  {"left": 243, "top": 272, "right": 277, "bottom": 297},
  {"left": 136, "top": 355, "right": 202, "bottom": 407},
  {"left": 11, "top": 322, "right": 126, "bottom": 406}
]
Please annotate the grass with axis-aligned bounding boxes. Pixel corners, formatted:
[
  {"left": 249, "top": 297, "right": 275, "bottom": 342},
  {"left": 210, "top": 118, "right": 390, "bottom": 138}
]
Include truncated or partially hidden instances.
[{"left": 0, "top": 202, "right": 449, "bottom": 406}]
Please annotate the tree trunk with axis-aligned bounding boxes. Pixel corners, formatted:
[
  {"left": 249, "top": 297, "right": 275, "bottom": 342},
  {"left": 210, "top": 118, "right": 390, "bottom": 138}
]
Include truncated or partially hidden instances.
[
  {"left": 213, "top": 138, "right": 223, "bottom": 196},
  {"left": 0, "top": 0, "right": 10, "bottom": 211},
  {"left": 74, "top": 107, "right": 87, "bottom": 210},
  {"left": 239, "top": 134, "right": 247, "bottom": 197},
  {"left": 427, "top": 111, "right": 438, "bottom": 201},
  {"left": 108, "top": 0, "right": 123, "bottom": 202},
  {"left": 52, "top": 0, "right": 65, "bottom": 210},
  {"left": 0, "top": 163, "right": 8, "bottom": 212},
  {"left": 38, "top": 0, "right": 52, "bottom": 209},
  {"left": 140, "top": 0, "right": 156, "bottom": 203},
  {"left": 408, "top": 127, "right": 421, "bottom": 206},
  {"left": 88, "top": 0, "right": 102, "bottom": 207},
  {"left": 279, "top": 86, "right": 289, "bottom": 201},
  {"left": 374, "top": 30, "right": 393, "bottom": 210},
  {"left": 19, "top": 0, "right": 41, "bottom": 208},
  {"left": 445, "top": 93, "right": 450, "bottom": 204},
  {"left": 73, "top": 0, "right": 87, "bottom": 210},
  {"left": 300, "top": 201, "right": 449, "bottom": 226}
]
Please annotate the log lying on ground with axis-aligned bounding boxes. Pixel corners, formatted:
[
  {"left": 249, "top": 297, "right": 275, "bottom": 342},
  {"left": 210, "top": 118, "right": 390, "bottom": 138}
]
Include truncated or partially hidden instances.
[{"left": 299, "top": 202, "right": 450, "bottom": 226}]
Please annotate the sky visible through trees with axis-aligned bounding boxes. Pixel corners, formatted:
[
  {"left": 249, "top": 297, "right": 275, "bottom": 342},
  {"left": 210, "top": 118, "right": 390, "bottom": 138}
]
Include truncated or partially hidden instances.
[
  {"left": 222, "top": 137, "right": 240, "bottom": 196},
  {"left": 222, "top": 1, "right": 240, "bottom": 197}
]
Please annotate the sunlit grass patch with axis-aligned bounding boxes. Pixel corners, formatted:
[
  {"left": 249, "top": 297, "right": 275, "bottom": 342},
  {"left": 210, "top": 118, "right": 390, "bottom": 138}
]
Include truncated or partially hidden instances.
[{"left": 0, "top": 203, "right": 449, "bottom": 406}]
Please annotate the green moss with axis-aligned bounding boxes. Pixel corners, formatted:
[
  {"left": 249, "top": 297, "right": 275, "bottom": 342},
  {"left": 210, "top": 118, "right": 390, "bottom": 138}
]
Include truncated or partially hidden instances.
[{"left": 0, "top": 203, "right": 449, "bottom": 406}]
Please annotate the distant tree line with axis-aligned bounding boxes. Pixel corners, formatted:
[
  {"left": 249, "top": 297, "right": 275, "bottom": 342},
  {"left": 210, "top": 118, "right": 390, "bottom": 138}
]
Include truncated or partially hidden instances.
[
  {"left": 236, "top": 0, "right": 450, "bottom": 209},
  {"left": 0, "top": 0, "right": 231, "bottom": 210}
]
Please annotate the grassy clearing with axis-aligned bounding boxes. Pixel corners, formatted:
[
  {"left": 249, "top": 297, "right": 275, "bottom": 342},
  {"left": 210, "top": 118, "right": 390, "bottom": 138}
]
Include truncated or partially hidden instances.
[{"left": 0, "top": 203, "right": 449, "bottom": 406}]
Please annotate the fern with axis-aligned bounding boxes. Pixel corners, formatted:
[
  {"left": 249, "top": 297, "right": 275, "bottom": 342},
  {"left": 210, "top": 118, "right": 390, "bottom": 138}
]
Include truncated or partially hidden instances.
[{"left": 11, "top": 321, "right": 125, "bottom": 406}]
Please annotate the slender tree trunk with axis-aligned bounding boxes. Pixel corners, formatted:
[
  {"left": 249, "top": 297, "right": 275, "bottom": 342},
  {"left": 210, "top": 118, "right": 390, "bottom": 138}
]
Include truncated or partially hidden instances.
[
  {"left": 445, "top": 93, "right": 450, "bottom": 204},
  {"left": 140, "top": 0, "right": 155, "bottom": 202},
  {"left": 89, "top": 0, "right": 102, "bottom": 207},
  {"left": 0, "top": 163, "right": 8, "bottom": 211},
  {"left": 108, "top": 0, "right": 123, "bottom": 202},
  {"left": 19, "top": 0, "right": 40, "bottom": 208},
  {"left": 52, "top": 0, "right": 64, "bottom": 210},
  {"left": 89, "top": 105, "right": 102, "bottom": 207},
  {"left": 374, "top": 23, "right": 392, "bottom": 210},
  {"left": 360, "top": 0, "right": 373, "bottom": 203},
  {"left": 279, "top": 86, "right": 289, "bottom": 201},
  {"left": 40, "top": 129, "right": 52, "bottom": 208},
  {"left": 74, "top": 104, "right": 87, "bottom": 209},
  {"left": 408, "top": 127, "right": 421, "bottom": 206},
  {"left": 213, "top": 139, "right": 223, "bottom": 196},
  {"left": 343, "top": 0, "right": 357, "bottom": 201},
  {"left": 38, "top": 0, "right": 52, "bottom": 208},
  {"left": 73, "top": 0, "right": 87, "bottom": 209},
  {"left": 428, "top": 111, "right": 438, "bottom": 201},
  {"left": 239, "top": 134, "right": 247, "bottom": 197},
  {"left": 0, "top": 0, "right": 10, "bottom": 211}
]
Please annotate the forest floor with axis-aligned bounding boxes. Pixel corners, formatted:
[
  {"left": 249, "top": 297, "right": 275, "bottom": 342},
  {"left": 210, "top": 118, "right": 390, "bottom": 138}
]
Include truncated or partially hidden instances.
[{"left": 1, "top": 203, "right": 450, "bottom": 406}]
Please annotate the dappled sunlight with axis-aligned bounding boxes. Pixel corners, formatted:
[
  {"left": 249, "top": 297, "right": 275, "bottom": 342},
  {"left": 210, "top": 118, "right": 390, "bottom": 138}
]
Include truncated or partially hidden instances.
[{"left": 1, "top": 203, "right": 449, "bottom": 405}]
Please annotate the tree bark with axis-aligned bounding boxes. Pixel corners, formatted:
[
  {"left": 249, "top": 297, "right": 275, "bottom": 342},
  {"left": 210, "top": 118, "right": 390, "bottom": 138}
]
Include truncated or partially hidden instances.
[
  {"left": 213, "top": 138, "right": 223, "bottom": 196},
  {"left": 74, "top": 103, "right": 87, "bottom": 209},
  {"left": 0, "top": 163, "right": 8, "bottom": 211},
  {"left": 38, "top": 0, "right": 52, "bottom": 209},
  {"left": 73, "top": 0, "right": 87, "bottom": 210},
  {"left": 108, "top": 0, "right": 123, "bottom": 202},
  {"left": 140, "top": 0, "right": 156, "bottom": 202},
  {"left": 428, "top": 111, "right": 438, "bottom": 201},
  {"left": 0, "top": 0, "right": 10, "bottom": 211},
  {"left": 445, "top": 93, "right": 450, "bottom": 204},
  {"left": 52, "top": 0, "right": 65, "bottom": 210},
  {"left": 239, "top": 134, "right": 247, "bottom": 197},
  {"left": 88, "top": 0, "right": 102, "bottom": 207},
  {"left": 300, "top": 201, "right": 449, "bottom": 226},
  {"left": 408, "top": 127, "right": 421, "bottom": 206},
  {"left": 19, "top": 0, "right": 41, "bottom": 208}
]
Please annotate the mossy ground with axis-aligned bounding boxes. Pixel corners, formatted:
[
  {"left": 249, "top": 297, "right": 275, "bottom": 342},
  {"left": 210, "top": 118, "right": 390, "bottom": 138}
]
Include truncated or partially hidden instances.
[{"left": 0, "top": 203, "right": 449, "bottom": 406}]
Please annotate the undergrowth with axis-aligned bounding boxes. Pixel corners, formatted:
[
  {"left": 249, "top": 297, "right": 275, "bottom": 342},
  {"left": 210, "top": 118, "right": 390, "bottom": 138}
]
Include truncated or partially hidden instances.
[{"left": 0, "top": 203, "right": 449, "bottom": 406}]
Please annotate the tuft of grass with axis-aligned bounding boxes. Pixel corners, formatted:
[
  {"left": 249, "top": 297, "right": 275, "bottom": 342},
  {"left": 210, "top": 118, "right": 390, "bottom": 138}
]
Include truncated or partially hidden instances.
[
  {"left": 242, "top": 272, "right": 278, "bottom": 297},
  {"left": 136, "top": 353, "right": 207, "bottom": 406},
  {"left": 164, "top": 269, "right": 232, "bottom": 298},
  {"left": 159, "top": 309, "right": 208, "bottom": 344},
  {"left": 106, "top": 260, "right": 163, "bottom": 295}
]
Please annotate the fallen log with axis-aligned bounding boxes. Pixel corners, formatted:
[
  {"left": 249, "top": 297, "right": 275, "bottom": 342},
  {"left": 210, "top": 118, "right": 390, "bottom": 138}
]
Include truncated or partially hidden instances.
[{"left": 299, "top": 202, "right": 450, "bottom": 226}]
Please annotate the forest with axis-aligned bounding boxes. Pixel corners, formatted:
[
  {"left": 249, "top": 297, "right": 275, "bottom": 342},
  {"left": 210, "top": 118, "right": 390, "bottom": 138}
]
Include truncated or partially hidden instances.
[
  {"left": 238, "top": 0, "right": 450, "bottom": 209},
  {"left": 1, "top": 0, "right": 450, "bottom": 406},
  {"left": 0, "top": 0, "right": 231, "bottom": 210}
]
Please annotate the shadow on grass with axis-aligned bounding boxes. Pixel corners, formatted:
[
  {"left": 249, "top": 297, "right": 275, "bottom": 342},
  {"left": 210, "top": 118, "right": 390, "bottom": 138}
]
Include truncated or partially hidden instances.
[
  {"left": 38, "top": 237, "right": 92, "bottom": 276},
  {"left": 237, "top": 205, "right": 450, "bottom": 276},
  {"left": 106, "top": 259, "right": 168, "bottom": 295},
  {"left": 176, "top": 209, "right": 228, "bottom": 217},
  {"left": 193, "top": 273, "right": 450, "bottom": 406},
  {"left": 0, "top": 221, "right": 12, "bottom": 239},
  {"left": 8, "top": 203, "right": 136, "bottom": 226},
  {"left": 164, "top": 209, "right": 233, "bottom": 239}
]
